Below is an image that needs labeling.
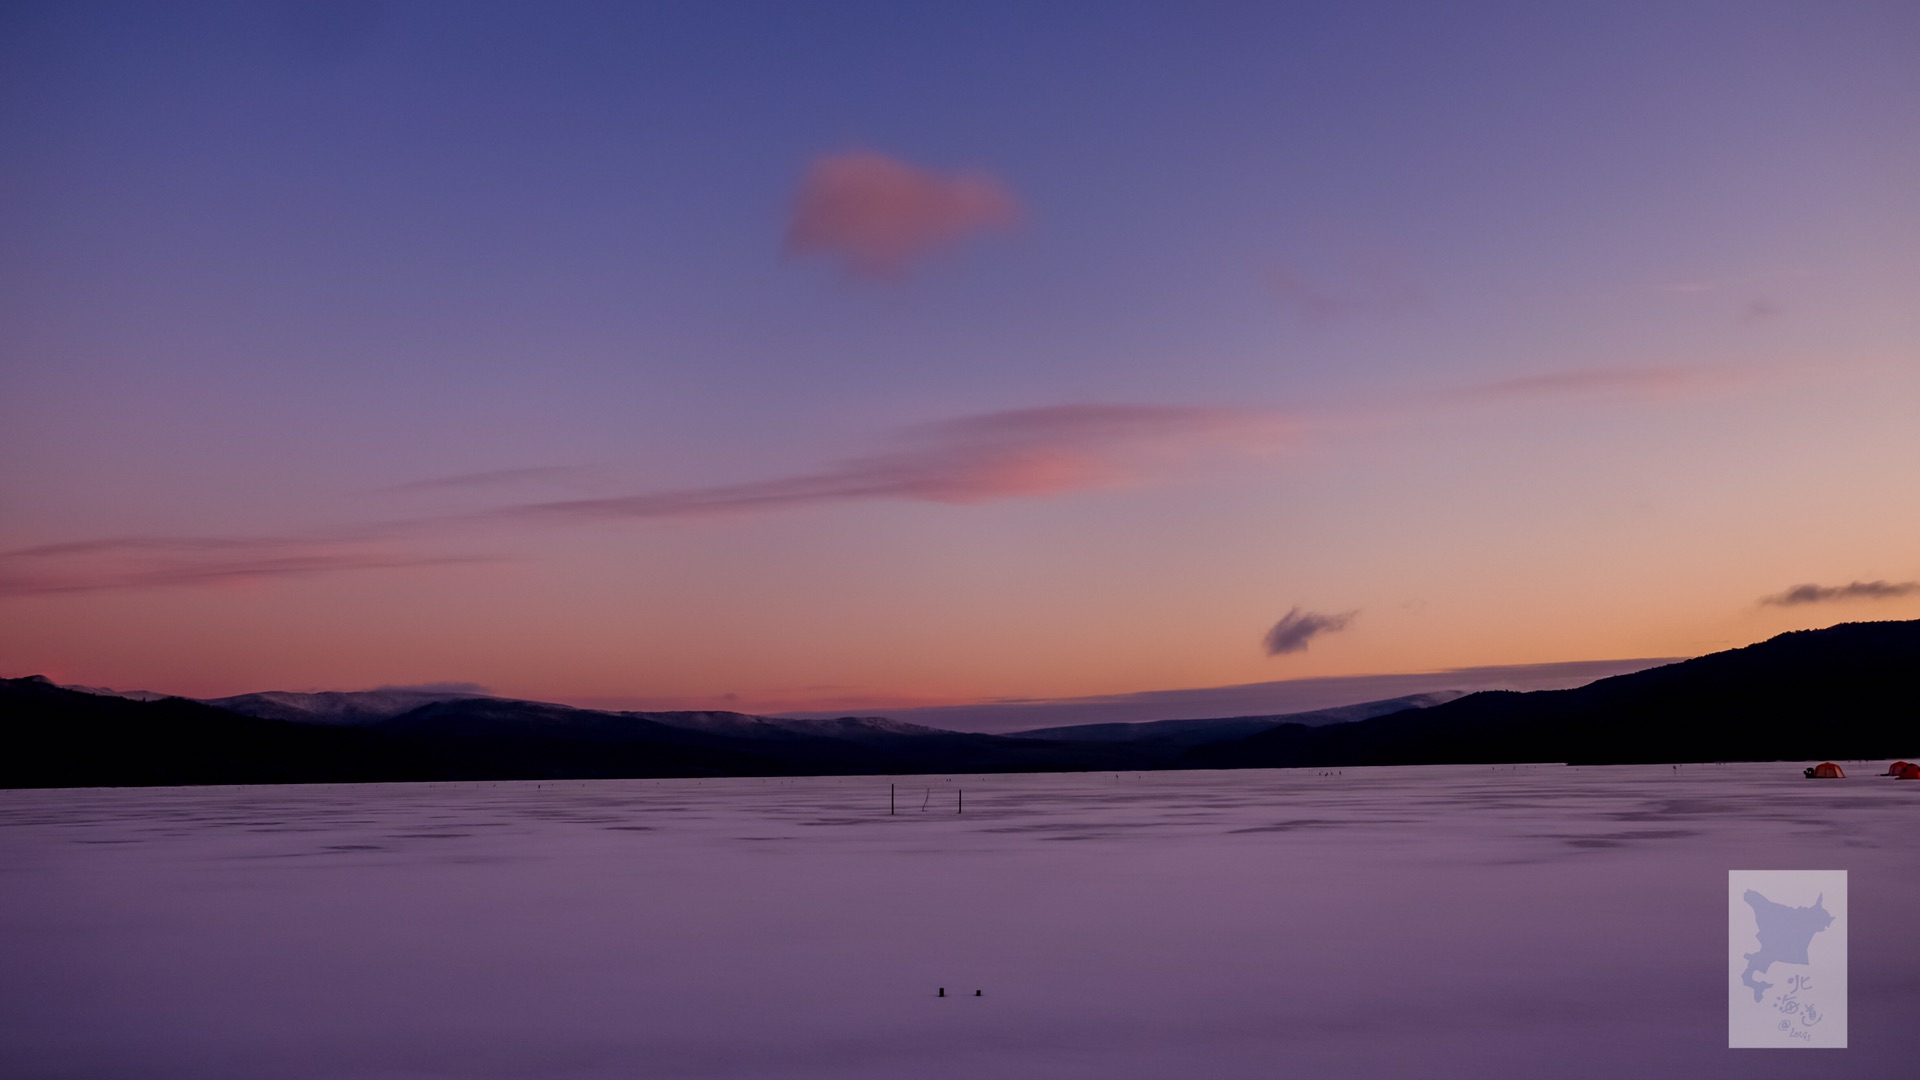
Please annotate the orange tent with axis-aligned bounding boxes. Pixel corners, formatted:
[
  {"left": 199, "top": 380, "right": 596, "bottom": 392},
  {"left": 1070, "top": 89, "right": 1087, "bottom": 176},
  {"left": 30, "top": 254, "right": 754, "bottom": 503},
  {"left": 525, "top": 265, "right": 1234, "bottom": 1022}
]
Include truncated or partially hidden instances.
[
  {"left": 1897, "top": 763, "right": 1920, "bottom": 780},
  {"left": 1887, "top": 761, "right": 1914, "bottom": 776},
  {"left": 1804, "top": 762, "right": 1846, "bottom": 779}
]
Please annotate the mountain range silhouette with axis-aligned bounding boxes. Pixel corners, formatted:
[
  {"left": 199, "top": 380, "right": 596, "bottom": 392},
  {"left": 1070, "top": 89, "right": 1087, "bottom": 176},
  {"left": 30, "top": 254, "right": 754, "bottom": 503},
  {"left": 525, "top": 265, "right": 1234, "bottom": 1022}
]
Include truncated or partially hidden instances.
[{"left": 5, "top": 620, "right": 1917, "bottom": 788}]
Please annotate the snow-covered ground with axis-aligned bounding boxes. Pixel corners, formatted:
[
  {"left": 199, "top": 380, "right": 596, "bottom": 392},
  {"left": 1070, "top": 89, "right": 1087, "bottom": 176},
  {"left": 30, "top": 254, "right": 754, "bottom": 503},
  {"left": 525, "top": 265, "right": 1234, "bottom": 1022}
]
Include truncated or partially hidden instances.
[{"left": 2, "top": 763, "right": 1915, "bottom": 1078}]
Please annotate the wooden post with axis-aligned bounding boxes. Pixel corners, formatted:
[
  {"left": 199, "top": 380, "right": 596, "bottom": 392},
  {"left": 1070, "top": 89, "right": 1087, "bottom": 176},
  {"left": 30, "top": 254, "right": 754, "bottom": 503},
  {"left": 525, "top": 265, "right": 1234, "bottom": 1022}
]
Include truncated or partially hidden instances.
[
  {"left": 958, "top": 789, "right": 963, "bottom": 814},
  {"left": 890, "top": 783, "right": 894, "bottom": 815}
]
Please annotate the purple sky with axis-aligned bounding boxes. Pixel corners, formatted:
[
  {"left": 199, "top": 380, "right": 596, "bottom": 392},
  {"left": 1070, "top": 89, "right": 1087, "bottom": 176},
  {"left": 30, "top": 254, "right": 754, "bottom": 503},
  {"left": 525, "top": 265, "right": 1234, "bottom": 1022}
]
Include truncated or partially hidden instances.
[{"left": 3, "top": 2, "right": 1917, "bottom": 714}]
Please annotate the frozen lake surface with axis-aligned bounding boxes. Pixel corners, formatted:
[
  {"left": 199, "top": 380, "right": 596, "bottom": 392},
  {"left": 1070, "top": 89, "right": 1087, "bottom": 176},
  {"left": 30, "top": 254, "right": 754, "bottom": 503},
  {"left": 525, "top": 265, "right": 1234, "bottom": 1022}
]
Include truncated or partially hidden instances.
[{"left": 3, "top": 763, "right": 1916, "bottom": 1078}]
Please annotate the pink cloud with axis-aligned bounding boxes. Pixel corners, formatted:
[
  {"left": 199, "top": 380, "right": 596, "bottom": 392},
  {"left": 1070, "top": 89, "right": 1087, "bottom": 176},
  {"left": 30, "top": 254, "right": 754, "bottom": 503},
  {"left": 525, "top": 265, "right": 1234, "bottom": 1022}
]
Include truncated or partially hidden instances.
[
  {"left": 500, "top": 404, "right": 1296, "bottom": 522},
  {"left": 0, "top": 406, "right": 1292, "bottom": 596},
  {"left": 8, "top": 367, "right": 1769, "bottom": 598},
  {"left": 783, "top": 150, "right": 1020, "bottom": 278}
]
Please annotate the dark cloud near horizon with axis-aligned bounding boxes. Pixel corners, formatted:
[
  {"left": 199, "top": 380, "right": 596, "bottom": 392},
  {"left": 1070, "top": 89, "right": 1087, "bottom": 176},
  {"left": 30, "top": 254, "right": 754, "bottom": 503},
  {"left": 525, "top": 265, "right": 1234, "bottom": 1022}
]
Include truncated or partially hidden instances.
[
  {"left": 1761, "top": 580, "right": 1920, "bottom": 606},
  {"left": 1262, "top": 607, "right": 1358, "bottom": 656}
]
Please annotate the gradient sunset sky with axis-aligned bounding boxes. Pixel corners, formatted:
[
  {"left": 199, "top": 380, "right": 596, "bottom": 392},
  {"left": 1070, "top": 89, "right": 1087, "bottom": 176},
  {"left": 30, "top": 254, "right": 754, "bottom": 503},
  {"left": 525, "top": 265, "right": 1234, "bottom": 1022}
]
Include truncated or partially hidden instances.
[{"left": 3, "top": 1, "right": 1917, "bottom": 717}]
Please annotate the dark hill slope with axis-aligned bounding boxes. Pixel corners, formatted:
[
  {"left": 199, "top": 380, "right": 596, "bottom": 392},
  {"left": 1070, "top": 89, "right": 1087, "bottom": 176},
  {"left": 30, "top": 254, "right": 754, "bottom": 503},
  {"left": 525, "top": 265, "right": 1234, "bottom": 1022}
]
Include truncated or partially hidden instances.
[
  {"left": 1190, "top": 620, "right": 1920, "bottom": 768},
  {"left": 0, "top": 679, "right": 783, "bottom": 786},
  {"left": 375, "top": 698, "right": 1078, "bottom": 776},
  {"left": 0, "top": 682, "right": 1079, "bottom": 787},
  {"left": 0, "top": 676, "right": 409, "bottom": 787},
  {"left": 9, "top": 620, "right": 1917, "bottom": 787}
]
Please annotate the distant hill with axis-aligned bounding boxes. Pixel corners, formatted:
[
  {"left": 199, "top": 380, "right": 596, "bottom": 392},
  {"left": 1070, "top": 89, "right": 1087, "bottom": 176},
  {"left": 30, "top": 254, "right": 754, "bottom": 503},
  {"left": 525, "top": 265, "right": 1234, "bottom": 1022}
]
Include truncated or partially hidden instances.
[
  {"left": 0, "top": 679, "right": 1063, "bottom": 787},
  {"left": 7, "top": 620, "right": 1917, "bottom": 788},
  {"left": 0, "top": 676, "right": 408, "bottom": 788},
  {"left": 206, "top": 688, "right": 954, "bottom": 743},
  {"left": 370, "top": 697, "right": 1056, "bottom": 776},
  {"left": 201, "top": 684, "right": 1452, "bottom": 747},
  {"left": 56, "top": 683, "right": 173, "bottom": 702},
  {"left": 1012, "top": 692, "right": 1463, "bottom": 747},
  {"left": 1188, "top": 620, "right": 1920, "bottom": 769},
  {"left": 207, "top": 688, "right": 494, "bottom": 726}
]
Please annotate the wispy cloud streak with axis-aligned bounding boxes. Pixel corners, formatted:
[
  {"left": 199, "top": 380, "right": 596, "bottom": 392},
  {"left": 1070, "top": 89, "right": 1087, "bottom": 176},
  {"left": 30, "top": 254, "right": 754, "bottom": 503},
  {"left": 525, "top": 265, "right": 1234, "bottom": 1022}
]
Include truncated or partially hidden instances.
[
  {"left": 375, "top": 465, "right": 597, "bottom": 496},
  {"left": 0, "top": 534, "right": 494, "bottom": 597},
  {"left": 0, "top": 405, "right": 1292, "bottom": 596},
  {"left": 499, "top": 405, "right": 1296, "bottom": 522},
  {"left": 1659, "top": 267, "right": 1810, "bottom": 296},
  {"left": 1761, "top": 580, "right": 1920, "bottom": 606},
  {"left": 1462, "top": 364, "right": 1757, "bottom": 403},
  {"left": 1265, "top": 252, "right": 1420, "bottom": 325},
  {"left": 2, "top": 362, "right": 1771, "bottom": 598},
  {"left": 1266, "top": 266, "right": 1348, "bottom": 323}
]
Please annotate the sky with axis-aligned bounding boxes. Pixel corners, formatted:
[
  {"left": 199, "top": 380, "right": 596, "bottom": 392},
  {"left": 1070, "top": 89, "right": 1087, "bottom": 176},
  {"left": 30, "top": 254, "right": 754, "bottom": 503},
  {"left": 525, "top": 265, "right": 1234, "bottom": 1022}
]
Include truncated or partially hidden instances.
[{"left": 3, "top": 1, "right": 1918, "bottom": 719}]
